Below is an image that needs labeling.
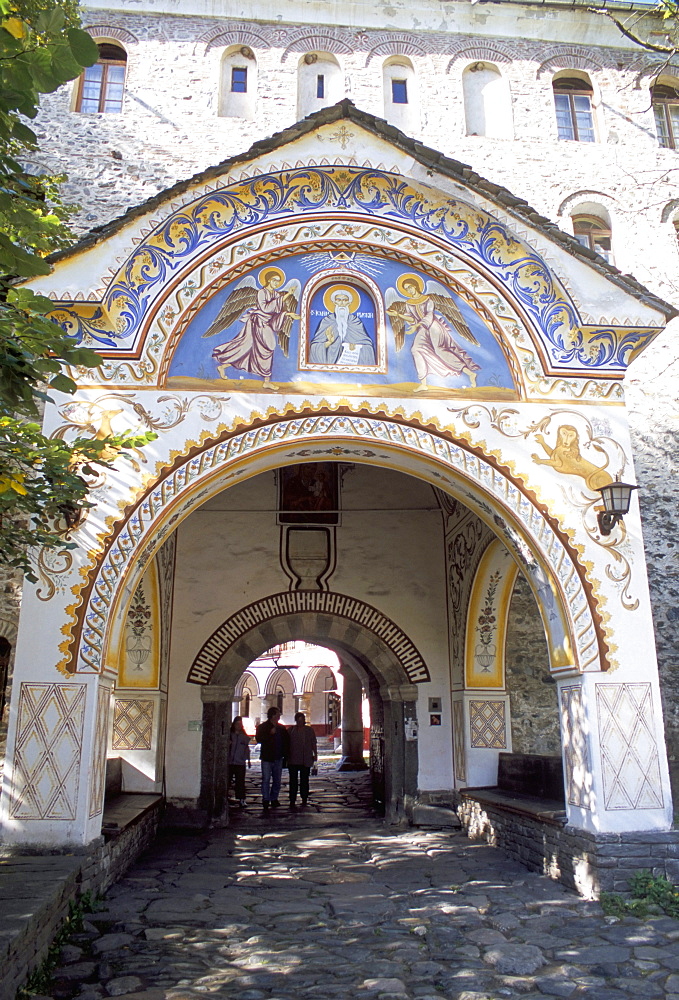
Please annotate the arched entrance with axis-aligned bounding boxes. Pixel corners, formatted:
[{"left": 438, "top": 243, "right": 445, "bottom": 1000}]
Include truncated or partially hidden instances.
[{"left": 189, "top": 594, "right": 429, "bottom": 823}]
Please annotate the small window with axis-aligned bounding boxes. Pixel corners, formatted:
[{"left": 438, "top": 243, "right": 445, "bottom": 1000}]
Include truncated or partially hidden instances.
[
  {"left": 392, "top": 78, "right": 408, "bottom": 104},
  {"left": 553, "top": 77, "right": 595, "bottom": 143},
  {"left": 316, "top": 74, "right": 325, "bottom": 99},
  {"left": 76, "top": 42, "right": 127, "bottom": 114},
  {"left": 573, "top": 215, "right": 613, "bottom": 263},
  {"left": 652, "top": 83, "right": 679, "bottom": 149},
  {"left": 231, "top": 66, "right": 248, "bottom": 93}
]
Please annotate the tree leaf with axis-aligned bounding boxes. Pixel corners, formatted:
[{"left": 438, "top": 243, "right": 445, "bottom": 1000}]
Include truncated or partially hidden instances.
[
  {"left": 67, "top": 27, "right": 98, "bottom": 67},
  {"left": 49, "top": 372, "right": 77, "bottom": 394},
  {"left": 36, "top": 8, "right": 66, "bottom": 34}
]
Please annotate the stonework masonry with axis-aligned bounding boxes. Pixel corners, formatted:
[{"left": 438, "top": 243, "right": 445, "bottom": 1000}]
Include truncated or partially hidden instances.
[
  {"left": 457, "top": 794, "right": 679, "bottom": 898},
  {"left": 0, "top": 801, "right": 162, "bottom": 1000},
  {"left": 505, "top": 574, "right": 559, "bottom": 756}
]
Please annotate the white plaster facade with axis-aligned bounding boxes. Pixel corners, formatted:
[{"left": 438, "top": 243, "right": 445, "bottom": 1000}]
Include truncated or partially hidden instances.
[{"left": 1, "top": 2, "right": 678, "bottom": 875}]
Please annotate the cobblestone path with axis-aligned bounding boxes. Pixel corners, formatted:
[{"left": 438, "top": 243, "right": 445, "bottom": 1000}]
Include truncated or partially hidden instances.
[{"left": 46, "top": 767, "right": 679, "bottom": 1000}]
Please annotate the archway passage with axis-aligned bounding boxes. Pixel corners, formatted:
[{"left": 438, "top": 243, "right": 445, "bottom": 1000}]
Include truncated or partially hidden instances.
[
  {"left": 195, "top": 615, "right": 420, "bottom": 825},
  {"left": 223, "top": 638, "right": 376, "bottom": 822}
]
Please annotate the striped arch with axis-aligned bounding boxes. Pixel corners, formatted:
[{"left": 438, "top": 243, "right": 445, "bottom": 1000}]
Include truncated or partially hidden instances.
[
  {"left": 187, "top": 591, "right": 430, "bottom": 687},
  {"left": 69, "top": 413, "right": 605, "bottom": 684},
  {"left": 446, "top": 45, "right": 513, "bottom": 72},
  {"left": 304, "top": 666, "right": 338, "bottom": 693},
  {"left": 83, "top": 24, "right": 138, "bottom": 44},
  {"left": 205, "top": 28, "right": 271, "bottom": 53},
  {"left": 537, "top": 51, "right": 603, "bottom": 78},
  {"left": 365, "top": 34, "right": 429, "bottom": 64},
  {"left": 281, "top": 32, "right": 353, "bottom": 61},
  {"left": 264, "top": 668, "right": 295, "bottom": 696},
  {"left": 464, "top": 538, "right": 520, "bottom": 690},
  {"left": 235, "top": 670, "right": 259, "bottom": 697}
]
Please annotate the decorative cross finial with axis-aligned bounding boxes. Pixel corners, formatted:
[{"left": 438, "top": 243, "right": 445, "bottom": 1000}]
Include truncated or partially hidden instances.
[{"left": 317, "top": 125, "right": 354, "bottom": 150}]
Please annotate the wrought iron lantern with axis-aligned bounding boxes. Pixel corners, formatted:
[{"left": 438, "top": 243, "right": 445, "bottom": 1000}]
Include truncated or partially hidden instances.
[{"left": 595, "top": 478, "right": 639, "bottom": 536}]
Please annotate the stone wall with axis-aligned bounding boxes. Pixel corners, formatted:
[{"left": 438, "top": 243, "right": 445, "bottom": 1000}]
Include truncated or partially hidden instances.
[
  {"left": 505, "top": 573, "right": 560, "bottom": 755},
  {"left": 0, "top": 801, "right": 162, "bottom": 1000},
  {"left": 626, "top": 339, "right": 679, "bottom": 807},
  {"left": 457, "top": 793, "right": 679, "bottom": 900},
  {"left": 10, "top": 0, "right": 679, "bottom": 813}
]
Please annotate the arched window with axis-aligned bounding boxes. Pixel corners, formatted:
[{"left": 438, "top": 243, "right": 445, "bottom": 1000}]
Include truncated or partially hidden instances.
[
  {"left": 75, "top": 42, "right": 127, "bottom": 114},
  {"left": 652, "top": 82, "right": 679, "bottom": 149},
  {"left": 219, "top": 46, "right": 257, "bottom": 119},
  {"left": 297, "top": 53, "right": 342, "bottom": 119},
  {"left": 553, "top": 76, "right": 595, "bottom": 142},
  {"left": 462, "top": 62, "right": 513, "bottom": 139},
  {"left": 382, "top": 57, "right": 419, "bottom": 132},
  {"left": 572, "top": 213, "right": 613, "bottom": 263},
  {"left": 276, "top": 689, "right": 285, "bottom": 713},
  {"left": 242, "top": 690, "right": 251, "bottom": 717}
]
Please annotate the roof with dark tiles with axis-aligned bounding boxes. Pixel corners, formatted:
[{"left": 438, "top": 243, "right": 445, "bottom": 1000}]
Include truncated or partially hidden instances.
[{"left": 50, "top": 100, "right": 677, "bottom": 321}]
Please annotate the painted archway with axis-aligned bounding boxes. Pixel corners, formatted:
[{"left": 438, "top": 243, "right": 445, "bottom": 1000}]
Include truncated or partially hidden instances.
[
  {"left": 2, "top": 105, "right": 674, "bottom": 850},
  {"left": 70, "top": 411, "right": 603, "bottom": 690}
]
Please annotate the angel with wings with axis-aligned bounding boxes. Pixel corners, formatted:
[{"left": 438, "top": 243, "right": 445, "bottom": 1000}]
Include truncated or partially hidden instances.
[
  {"left": 202, "top": 267, "right": 300, "bottom": 389},
  {"left": 386, "top": 273, "right": 481, "bottom": 392}
]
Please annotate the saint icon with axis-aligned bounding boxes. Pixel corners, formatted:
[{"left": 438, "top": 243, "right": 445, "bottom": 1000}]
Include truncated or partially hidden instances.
[
  {"left": 308, "top": 284, "right": 376, "bottom": 367},
  {"left": 202, "top": 267, "right": 300, "bottom": 389},
  {"left": 386, "top": 273, "right": 481, "bottom": 391}
]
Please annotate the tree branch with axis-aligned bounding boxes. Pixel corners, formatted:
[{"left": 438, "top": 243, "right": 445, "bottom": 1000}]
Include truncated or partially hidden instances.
[{"left": 589, "top": 7, "right": 678, "bottom": 55}]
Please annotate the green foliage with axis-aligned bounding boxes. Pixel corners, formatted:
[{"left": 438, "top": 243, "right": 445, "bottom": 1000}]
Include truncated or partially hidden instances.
[
  {"left": 600, "top": 871, "right": 679, "bottom": 920},
  {"left": 0, "top": 2, "right": 156, "bottom": 578},
  {"left": 17, "top": 890, "right": 100, "bottom": 998}
]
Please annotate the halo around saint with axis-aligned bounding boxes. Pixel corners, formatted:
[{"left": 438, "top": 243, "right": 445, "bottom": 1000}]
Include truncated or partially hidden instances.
[
  {"left": 322, "top": 283, "right": 361, "bottom": 313},
  {"left": 259, "top": 266, "right": 286, "bottom": 286},
  {"left": 396, "top": 272, "right": 425, "bottom": 297}
]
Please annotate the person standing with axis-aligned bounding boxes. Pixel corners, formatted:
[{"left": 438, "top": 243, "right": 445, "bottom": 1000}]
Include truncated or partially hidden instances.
[
  {"left": 255, "top": 706, "right": 289, "bottom": 809},
  {"left": 228, "top": 716, "right": 251, "bottom": 808},
  {"left": 288, "top": 712, "right": 318, "bottom": 807}
]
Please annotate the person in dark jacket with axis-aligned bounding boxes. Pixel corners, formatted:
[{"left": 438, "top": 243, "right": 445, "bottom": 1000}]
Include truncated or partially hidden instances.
[
  {"left": 255, "top": 706, "right": 289, "bottom": 809},
  {"left": 288, "top": 712, "right": 318, "bottom": 807},
  {"left": 228, "top": 716, "right": 251, "bottom": 808}
]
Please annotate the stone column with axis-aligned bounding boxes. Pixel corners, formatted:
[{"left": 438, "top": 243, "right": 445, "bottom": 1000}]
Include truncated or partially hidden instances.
[
  {"left": 294, "top": 691, "right": 312, "bottom": 718},
  {"left": 337, "top": 664, "right": 367, "bottom": 771},
  {"left": 261, "top": 694, "right": 279, "bottom": 716}
]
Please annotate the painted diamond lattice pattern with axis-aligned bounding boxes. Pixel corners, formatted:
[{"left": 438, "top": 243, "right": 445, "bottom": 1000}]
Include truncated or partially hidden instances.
[
  {"left": 470, "top": 700, "right": 506, "bottom": 749},
  {"left": 453, "top": 700, "right": 466, "bottom": 781},
  {"left": 89, "top": 685, "right": 111, "bottom": 817},
  {"left": 560, "top": 685, "right": 591, "bottom": 809},
  {"left": 11, "top": 683, "right": 86, "bottom": 819},
  {"left": 112, "top": 699, "right": 154, "bottom": 751},
  {"left": 596, "top": 682, "right": 664, "bottom": 810}
]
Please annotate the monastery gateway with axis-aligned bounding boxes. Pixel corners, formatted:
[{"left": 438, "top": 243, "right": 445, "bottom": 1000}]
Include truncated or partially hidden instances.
[{"left": 2, "top": 0, "right": 679, "bottom": 897}]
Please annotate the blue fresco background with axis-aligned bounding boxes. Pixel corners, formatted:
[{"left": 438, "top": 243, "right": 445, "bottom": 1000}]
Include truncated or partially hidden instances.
[{"left": 168, "top": 252, "right": 514, "bottom": 389}]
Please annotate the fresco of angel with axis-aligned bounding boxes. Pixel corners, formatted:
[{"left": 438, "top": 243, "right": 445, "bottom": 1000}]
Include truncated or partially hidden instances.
[
  {"left": 386, "top": 273, "right": 481, "bottom": 392},
  {"left": 202, "top": 267, "right": 301, "bottom": 389}
]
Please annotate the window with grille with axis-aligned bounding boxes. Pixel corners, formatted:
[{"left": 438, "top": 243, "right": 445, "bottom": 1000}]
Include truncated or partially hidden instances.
[
  {"left": 75, "top": 42, "right": 127, "bottom": 113},
  {"left": 553, "top": 78, "right": 595, "bottom": 142},
  {"left": 572, "top": 215, "right": 613, "bottom": 263},
  {"left": 652, "top": 83, "right": 679, "bottom": 149}
]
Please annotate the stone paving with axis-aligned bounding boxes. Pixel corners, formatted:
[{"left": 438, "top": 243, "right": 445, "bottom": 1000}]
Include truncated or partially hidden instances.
[{"left": 42, "top": 760, "right": 679, "bottom": 1000}]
